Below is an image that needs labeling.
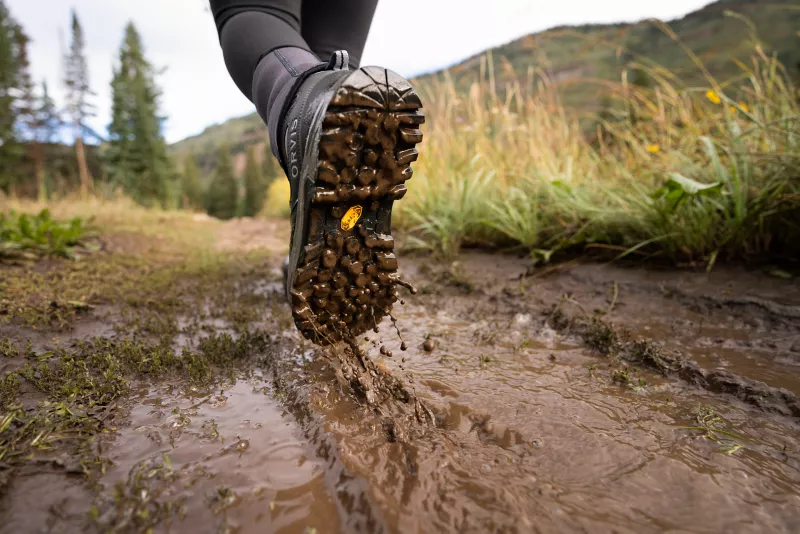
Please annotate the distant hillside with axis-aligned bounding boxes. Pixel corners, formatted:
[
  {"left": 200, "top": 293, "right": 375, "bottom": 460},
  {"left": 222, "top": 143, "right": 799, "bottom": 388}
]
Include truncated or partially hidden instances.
[
  {"left": 170, "top": 0, "right": 800, "bottom": 176},
  {"left": 171, "top": 113, "right": 272, "bottom": 179},
  {"left": 419, "top": 0, "right": 799, "bottom": 110}
]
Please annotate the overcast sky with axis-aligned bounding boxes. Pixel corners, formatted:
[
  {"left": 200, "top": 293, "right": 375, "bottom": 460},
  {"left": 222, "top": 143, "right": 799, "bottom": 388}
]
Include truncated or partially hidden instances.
[{"left": 9, "top": 0, "right": 711, "bottom": 144}]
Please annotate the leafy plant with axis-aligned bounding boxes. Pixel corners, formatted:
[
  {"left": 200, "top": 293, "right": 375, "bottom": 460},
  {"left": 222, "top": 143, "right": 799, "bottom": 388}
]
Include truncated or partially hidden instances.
[
  {"left": 652, "top": 173, "right": 723, "bottom": 214},
  {"left": 0, "top": 208, "right": 96, "bottom": 259}
]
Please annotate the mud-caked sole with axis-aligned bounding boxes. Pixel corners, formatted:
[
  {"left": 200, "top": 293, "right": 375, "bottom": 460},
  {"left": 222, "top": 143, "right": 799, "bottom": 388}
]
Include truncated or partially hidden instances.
[{"left": 290, "top": 67, "right": 424, "bottom": 345}]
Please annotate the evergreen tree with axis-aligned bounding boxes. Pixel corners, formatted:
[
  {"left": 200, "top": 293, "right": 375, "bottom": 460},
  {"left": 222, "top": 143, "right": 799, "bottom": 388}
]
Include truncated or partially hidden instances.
[
  {"left": 206, "top": 146, "right": 238, "bottom": 220},
  {"left": 242, "top": 145, "right": 266, "bottom": 217},
  {"left": 32, "top": 81, "right": 60, "bottom": 200},
  {"left": 63, "top": 9, "right": 94, "bottom": 196},
  {"left": 106, "top": 22, "right": 174, "bottom": 207},
  {"left": 13, "top": 23, "right": 34, "bottom": 135},
  {"left": 0, "top": 0, "right": 21, "bottom": 193},
  {"left": 13, "top": 28, "right": 56, "bottom": 200},
  {"left": 36, "top": 81, "right": 60, "bottom": 142},
  {"left": 181, "top": 153, "right": 202, "bottom": 210}
]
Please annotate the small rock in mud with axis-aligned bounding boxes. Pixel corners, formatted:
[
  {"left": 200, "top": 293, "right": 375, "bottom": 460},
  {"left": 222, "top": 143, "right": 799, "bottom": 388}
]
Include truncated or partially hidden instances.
[
  {"left": 514, "top": 313, "right": 532, "bottom": 325},
  {"left": 423, "top": 339, "right": 435, "bottom": 352},
  {"left": 538, "top": 326, "right": 557, "bottom": 345}
]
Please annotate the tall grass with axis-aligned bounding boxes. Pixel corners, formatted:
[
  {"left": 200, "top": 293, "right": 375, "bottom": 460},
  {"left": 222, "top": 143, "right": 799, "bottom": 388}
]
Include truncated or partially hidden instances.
[{"left": 399, "top": 44, "right": 800, "bottom": 265}]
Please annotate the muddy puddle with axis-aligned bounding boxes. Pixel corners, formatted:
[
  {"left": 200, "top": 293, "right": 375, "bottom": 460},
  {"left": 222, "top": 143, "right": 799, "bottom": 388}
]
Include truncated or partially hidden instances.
[
  {"left": 278, "top": 255, "right": 800, "bottom": 532},
  {"left": 351, "top": 301, "right": 800, "bottom": 532},
  {"left": 3, "top": 241, "right": 800, "bottom": 533},
  {"left": 98, "top": 374, "right": 341, "bottom": 533},
  {"left": 535, "top": 262, "right": 800, "bottom": 395}
]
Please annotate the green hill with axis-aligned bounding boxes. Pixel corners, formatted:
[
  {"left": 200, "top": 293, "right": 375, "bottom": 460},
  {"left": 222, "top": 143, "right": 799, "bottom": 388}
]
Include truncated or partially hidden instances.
[
  {"left": 170, "top": 0, "right": 800, "bottom": 175},
  {"left": 427, "top": 0, "right": 798, "bottom": 109}
]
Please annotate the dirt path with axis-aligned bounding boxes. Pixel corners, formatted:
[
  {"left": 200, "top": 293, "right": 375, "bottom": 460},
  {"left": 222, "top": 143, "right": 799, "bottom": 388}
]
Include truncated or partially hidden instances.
[{"left": 1, "top": 216, "right": 799, "bottom": 533}]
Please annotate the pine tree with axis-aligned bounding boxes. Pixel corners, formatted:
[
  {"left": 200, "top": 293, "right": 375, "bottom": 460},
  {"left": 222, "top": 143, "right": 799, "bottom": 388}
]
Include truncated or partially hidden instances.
[
  {"left": 13, "top": 23, "right": 34, "bottom": 133},
  {"left": 106, "top": 22, "right": 174, "bottom": 207},
  {"left": 0, "top": 0, "right": 21, "bottom": 194},
  {"left": 11, "top": 26, "right": 54, "bottom": 199},
  {"left": 206, "top": 146, "right": 238, "bottom": 220},
  {"left": 242, "top": 145, "right": 266, "bottom": 217},
  {"left": 36, "top": 81, "right": 60, "bottom": 142},
  {"left": 32, "top": 81, "right": 60, "bottom": 200},
  {"left": 181, "top": 154, "right": 202, "bottom": 210},
  {"left": 63, "top": 9, "right": 94, "bottom": 196}
]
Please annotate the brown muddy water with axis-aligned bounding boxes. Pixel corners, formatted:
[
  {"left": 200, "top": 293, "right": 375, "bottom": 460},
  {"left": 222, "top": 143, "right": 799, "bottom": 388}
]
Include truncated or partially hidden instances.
[
  {"left": 101, "top": 377, "right": 339, "bottom": 533},
  {"left": 3, "top": 244, "right": 800, "bottom": 533}
]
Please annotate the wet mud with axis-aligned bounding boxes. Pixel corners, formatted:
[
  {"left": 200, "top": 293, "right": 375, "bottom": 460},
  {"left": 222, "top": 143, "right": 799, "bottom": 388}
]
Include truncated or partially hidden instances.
[
  {"left": 276, "top": 254, "right": 800, "bottom": 532},
  {"left": 2, "top": 220, "right": 800, "bottom": 533},
  {"left": 96, "top": 377, "right": 341, "bottom": 533}
]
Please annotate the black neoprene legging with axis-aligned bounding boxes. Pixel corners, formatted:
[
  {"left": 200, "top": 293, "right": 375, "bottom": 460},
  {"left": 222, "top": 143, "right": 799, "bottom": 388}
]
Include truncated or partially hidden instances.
[{"left": 210, "top": 0, "right": 379, "bottom": 101}]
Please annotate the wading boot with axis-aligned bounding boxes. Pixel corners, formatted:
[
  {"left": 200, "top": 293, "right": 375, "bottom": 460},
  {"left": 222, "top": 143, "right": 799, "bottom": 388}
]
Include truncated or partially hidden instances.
[{"left": 275, "top": 50, "right": 424, "bottom": 345}]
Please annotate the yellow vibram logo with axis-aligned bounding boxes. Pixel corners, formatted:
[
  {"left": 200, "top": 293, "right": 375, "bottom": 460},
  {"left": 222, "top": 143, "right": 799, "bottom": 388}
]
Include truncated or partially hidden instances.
[{"left": 340, "top": 205, "right": 363, "bottom": 231}]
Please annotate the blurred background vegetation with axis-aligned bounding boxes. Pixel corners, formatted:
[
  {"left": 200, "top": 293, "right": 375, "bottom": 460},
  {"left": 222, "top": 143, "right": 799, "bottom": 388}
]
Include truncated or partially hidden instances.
[{"left": 1, "top": 0, "right": 798, "bottom": 265}]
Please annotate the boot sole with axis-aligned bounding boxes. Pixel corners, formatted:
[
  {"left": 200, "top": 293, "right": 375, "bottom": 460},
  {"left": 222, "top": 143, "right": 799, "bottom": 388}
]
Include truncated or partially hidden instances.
[{"left": 289, "top": 67, "right": 424, "bottom": 345}]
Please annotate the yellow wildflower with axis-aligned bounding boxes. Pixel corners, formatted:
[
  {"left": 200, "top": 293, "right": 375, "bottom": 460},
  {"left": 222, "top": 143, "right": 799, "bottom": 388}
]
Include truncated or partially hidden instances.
[
  {"left": 706, "top": 90, "right": 721, "bottom": 105},
  {"left": 646, "top": 144, "right": 660, "bottom": 153},
  {"left": 730, "top": 102, "right": 749, "bottom": 114}
]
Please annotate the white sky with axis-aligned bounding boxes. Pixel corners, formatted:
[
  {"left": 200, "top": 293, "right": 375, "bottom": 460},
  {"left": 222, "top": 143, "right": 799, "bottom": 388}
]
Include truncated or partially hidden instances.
[{"left": 9, "top": 0, "right": 711, "bottom": 144}]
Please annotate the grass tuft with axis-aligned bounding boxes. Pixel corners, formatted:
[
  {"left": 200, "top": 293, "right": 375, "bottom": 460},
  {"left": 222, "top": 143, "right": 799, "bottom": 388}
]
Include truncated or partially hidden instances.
[
  {"left": 583, "top": 319, "right": 620, "bottom": 355},
  {"left": 399, "top": 41, "right": 800, "bottom": 265},
  {"left": 679, "top": 405, "right": 747, "bottom": 455}
]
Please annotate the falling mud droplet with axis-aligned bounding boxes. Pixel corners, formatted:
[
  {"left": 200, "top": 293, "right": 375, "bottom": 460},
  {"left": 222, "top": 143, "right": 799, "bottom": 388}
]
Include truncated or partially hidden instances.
[
  {"left": 387, "top": 313, "right": 407, "bottom": 349},
  {"left": 392, "top": 277, "right": 418, "bottom": 295},
  {"left": 400, "top": 341, "right": 408, "bottom": 351},
  {"left": 423, "top": 339, "right": 435, "bottom": 352}
]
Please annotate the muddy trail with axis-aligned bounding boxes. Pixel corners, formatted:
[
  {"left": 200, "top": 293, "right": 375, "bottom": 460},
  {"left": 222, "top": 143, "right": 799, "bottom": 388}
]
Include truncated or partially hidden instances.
[{"left": 1, "top": 216, "right": 799, "bottom": 533}]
